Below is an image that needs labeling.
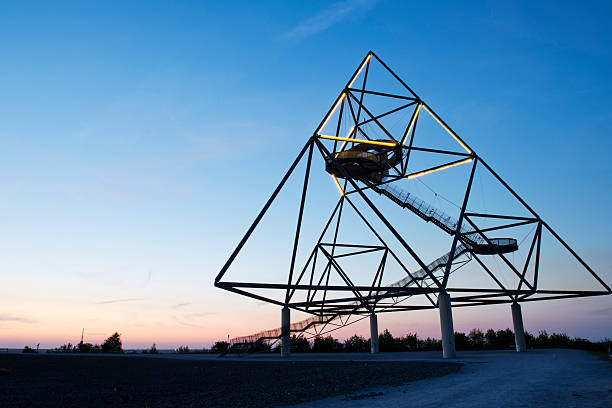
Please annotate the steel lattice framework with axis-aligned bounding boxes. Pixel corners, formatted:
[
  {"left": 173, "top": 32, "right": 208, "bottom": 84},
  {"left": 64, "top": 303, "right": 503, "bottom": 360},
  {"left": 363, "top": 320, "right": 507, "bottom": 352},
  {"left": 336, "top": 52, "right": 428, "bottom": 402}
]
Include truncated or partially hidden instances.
[{"left": 215, "top": 51, "right": 611, "bottom": 344}]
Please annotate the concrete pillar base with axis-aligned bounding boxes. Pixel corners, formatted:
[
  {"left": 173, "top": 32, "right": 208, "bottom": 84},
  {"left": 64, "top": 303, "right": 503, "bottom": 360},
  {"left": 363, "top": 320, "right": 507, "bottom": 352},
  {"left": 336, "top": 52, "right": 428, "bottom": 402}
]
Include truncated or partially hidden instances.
[
  {"left": 439, "top": 292, "right": 456, "bottom": 359},
  {"left": 512, "top": 302, "right": 527, "bottom": 352},
  {"left": 281, "top": 307, "right": 290, "bottom": 357},
  {"left": 370, "top": 314, "right": 379, "bottom": 353}
]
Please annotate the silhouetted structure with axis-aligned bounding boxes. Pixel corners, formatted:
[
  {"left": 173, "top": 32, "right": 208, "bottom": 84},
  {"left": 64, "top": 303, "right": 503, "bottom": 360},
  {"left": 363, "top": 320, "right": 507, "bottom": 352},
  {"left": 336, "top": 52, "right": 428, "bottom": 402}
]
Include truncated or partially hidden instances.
[{"left": 215, "top": 51, "right": 611, "bottom": 358}]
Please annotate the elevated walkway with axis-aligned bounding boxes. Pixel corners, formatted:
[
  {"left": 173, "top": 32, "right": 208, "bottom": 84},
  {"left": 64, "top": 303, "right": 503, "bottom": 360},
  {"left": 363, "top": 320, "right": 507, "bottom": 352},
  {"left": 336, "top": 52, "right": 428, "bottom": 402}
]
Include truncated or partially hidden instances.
[
  {"left": 224, "top": 244, "right": 471, "bottom": 352},
  {"left": 368, "top": 182, "right": 518, "bottom": 255}
]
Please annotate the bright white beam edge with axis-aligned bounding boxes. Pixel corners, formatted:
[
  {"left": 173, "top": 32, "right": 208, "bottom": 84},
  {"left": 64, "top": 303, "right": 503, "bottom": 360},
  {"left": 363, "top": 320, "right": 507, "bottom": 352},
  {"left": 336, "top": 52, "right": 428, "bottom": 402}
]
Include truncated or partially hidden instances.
[
  {"left": 335, "top": 125, "right": 356, "bottom": 155},
  {"left": 347, "top": 54, "right": 372, "bottom": 88},
  {"left": 331, "top": 174, "right": 344, "bottom": 196},
  {"left": 406, "top": 158, "right": 473, "bottom": 180},
  {"left": 316, "top": 93, "right": 346, "bottom": 136},
  {"left": 421, "top": 104, "right": 472, "bottom": 154},
  {"left": 401, "top": 103, "right": 422, "bottom": 145},
  {"left": 319, "top": 135, "right": 397, "bottom": 147}
]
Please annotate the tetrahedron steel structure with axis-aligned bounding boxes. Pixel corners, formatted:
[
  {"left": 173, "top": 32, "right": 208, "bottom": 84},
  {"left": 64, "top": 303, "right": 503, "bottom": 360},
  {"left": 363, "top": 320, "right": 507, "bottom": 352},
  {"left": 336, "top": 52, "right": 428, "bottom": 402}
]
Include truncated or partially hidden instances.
[{"left": 215, "top": 51, "right": 611, "bottom": 344}]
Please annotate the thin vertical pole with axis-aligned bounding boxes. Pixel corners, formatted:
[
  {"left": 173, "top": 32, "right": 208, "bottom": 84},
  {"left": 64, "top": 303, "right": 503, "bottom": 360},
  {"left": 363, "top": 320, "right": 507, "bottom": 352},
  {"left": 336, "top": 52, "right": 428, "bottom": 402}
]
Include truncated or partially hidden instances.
[
  {"left": 442, "top": 157, "right": 477, "bottom": 287},
  {"left": 533, "top": 223, "right": 542, "bottom": 289},
  {"left": 516, "top": 227, "right": 539, "bottom": 299},
  {"left": 286, "top": 142, "right": 314, "bottom": 304}
]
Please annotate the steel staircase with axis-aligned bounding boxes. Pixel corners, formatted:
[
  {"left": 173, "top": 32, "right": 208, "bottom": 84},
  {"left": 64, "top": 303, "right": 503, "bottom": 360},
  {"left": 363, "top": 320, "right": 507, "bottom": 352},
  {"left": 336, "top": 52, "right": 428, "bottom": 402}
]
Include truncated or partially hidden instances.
[
  {"left": 367, "top": 182, "right": 485, "bottom": 247},
  {"left": 223, "top": 244, "right": 470, "bottom": 353}
]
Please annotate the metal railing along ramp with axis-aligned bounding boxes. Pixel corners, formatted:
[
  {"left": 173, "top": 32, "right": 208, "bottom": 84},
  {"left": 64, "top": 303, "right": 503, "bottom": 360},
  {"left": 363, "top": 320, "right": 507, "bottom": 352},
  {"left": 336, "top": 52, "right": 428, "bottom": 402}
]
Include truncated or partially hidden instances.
[
  {"left": 368, "top": 183, "right": 485, "bottom": 247},
  {"left": 225, "top": 243, "right": 470, "bottom": 351},
  {"left": 368, "top": 182, "right": 519, "bottom": 254}
]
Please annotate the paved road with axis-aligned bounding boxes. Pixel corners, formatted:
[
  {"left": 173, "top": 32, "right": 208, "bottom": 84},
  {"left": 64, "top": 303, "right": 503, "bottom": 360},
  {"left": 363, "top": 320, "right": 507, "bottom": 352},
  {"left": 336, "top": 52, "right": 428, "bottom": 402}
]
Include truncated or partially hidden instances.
[{"left": 286, "top": 349, "right": 612, "bottom": 408}]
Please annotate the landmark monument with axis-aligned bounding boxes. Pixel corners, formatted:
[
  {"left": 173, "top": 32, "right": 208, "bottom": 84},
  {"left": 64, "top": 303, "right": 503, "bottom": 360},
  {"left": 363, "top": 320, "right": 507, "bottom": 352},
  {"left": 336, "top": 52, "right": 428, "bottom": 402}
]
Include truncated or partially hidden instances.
[{"left": 215, "top": 51, "right": 611, "bottom": 358}]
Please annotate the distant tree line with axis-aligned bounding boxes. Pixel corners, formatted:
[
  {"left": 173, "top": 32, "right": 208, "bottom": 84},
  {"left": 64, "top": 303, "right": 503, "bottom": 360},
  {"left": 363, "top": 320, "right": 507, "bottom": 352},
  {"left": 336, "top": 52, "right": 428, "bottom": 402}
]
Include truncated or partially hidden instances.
[
  {"left": 29, "top": 328, "right": 610, "bottom": 355},
  {"left": 36, "top": 335, "right": 229, "bottom": 355},
  {"left": 265, "top": 328, "right": 610, "bottom": 353},
  {"left": 43, "top": 332, "right": 124, "bottom": 354}
]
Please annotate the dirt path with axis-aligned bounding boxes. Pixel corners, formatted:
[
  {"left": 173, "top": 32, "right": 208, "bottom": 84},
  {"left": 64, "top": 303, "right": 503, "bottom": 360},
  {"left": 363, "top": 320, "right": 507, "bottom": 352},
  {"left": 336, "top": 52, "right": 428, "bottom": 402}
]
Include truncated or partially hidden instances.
[{"left": 288, "top": 349, "right": 612, "bottom": 408}]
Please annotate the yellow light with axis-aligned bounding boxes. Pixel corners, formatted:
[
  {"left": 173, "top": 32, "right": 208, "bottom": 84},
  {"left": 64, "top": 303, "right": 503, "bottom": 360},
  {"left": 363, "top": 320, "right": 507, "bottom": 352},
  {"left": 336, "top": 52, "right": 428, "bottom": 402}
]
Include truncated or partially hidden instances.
[
  {"left": 347, "top": 54, "right": 372, "bottom": 88},
  {"left": 406, "top": 158, "right": 473, "bottom": 180},
  {"left": 346, "top": 125, "right": 355, "bottom": 138},
  {"left": 331, "top": 174, "right": 344, "bottom": 195},
  {"left": 401, "top": 103, "right": 422, "bottom": 145},
  {"left": 336, "top": 126, "right": 356, "bottom": 153},
  {"left": 316, "top": 93, "right": 346, "bottom": 135},
  {"left": 319, "top": 134, "right": 397, "bottom": 147},
  {"left": 421, "top": 105, "right": 472, "bottom": 154}
]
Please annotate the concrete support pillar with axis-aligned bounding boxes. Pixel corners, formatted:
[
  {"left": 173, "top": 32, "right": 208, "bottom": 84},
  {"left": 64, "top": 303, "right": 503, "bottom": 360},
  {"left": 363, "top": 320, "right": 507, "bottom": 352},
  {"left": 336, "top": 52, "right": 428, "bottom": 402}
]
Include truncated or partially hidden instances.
[
  {"left": 511, "top": 302, "right": 527, "bottom": 352},
  {"left": 439, "top": 292, "right": 456, "bottom": 359},
  {"left": 281, "top": 307, "right": 291, "bottom": 357},
  {"left": 370, "top": 313, "right": 379, "bottom": 354}
]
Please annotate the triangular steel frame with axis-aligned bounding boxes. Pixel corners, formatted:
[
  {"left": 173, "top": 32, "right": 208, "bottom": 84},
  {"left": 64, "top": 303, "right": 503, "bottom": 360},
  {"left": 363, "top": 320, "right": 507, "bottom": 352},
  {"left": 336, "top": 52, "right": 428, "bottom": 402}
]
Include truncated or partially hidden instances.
[{"left": 215, "top": 51, "right": 611, "bottom": 342}]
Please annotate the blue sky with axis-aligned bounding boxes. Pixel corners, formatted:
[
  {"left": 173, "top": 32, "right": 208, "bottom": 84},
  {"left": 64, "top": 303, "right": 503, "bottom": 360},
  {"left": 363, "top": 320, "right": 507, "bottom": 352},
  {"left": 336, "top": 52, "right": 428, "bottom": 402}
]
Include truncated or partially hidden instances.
[{"left": 0, "top": 0, "right": 611, "bottom": 348}]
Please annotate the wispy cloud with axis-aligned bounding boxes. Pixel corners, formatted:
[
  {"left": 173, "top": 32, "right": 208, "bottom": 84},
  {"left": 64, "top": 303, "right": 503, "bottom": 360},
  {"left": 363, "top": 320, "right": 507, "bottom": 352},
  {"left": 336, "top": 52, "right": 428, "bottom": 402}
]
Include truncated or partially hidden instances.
[
  {"left": 173, "top": 316, "right": 204, "bottom": 328},
  {"left": 190, "top": 312, "right": 214, "bottom": 318},
  {"left": 172, "top": 312, "right": 215, "bottom": 327},
  {"left": 95, "top": 298, "right": 143, "bottom": 305},
  {"left": 281, "top": 0, "right": 376, "bottom": 41},
  {"left": 0, "top": 313, "right": 37, "bottom": 324},
  {"left": 588, "top": 306, "right": 612, "bottom": 315},
  {"left": 172, "top": 302, "right": 191, "bottom": 309}
]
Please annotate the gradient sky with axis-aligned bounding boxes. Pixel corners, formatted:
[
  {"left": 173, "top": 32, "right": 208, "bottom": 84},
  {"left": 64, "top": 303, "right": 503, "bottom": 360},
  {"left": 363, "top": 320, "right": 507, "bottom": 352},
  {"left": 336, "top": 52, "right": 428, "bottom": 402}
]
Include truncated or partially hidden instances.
[{"left": 1, "top": 0, "right": 611, "bottom": 349}]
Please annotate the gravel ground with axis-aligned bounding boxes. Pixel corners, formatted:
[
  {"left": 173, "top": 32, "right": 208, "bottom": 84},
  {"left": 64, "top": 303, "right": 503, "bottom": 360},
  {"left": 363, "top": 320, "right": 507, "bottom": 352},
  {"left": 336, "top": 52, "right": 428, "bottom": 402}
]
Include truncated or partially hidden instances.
[
  {"left": 0, "top": 354, "right": 459, "bottom": 407},
  {"left": 288, "top": 349, "right": 612, "bottom": 408}
]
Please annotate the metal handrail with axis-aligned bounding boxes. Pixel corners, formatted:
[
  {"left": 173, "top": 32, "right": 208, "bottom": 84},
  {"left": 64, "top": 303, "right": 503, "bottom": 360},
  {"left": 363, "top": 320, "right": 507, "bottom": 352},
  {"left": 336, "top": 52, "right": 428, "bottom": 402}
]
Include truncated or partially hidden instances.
[
  {"left": 228, "top": 244, "right": 470, "bottom": 346},
  {"left": 374, "top": 183, "right": 486, "bottom": 246}
]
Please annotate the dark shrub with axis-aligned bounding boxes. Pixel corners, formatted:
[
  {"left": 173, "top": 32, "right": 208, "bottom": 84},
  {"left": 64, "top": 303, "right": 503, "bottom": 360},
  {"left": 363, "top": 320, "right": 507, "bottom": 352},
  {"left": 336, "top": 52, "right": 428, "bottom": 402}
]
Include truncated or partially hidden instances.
[
  {"left": 101, "top": 332, "right": 123, "bottom": 353},
  {"left": 549, "top": 333, "right": 571, "bottom": 348},
  {"left": 344, "top": 335, "right": 370, "bottom": 352},
  {"left": 485, "top": 329, "right": 497, "bottom": 349},
  {"left": 496, "top": 329, "right": 515, "bottom": 349},
  {"left": 312, "top": 336, "right": 343, "bottom": 352},
  {"left": 248, "top": 341, "right": 271, "bottom": 353},
  {"left": 397, "top": 333, "right": 419, "bottom": 351},
  {"left": 378, "top": 329, "right": 397, "bottom": 352},
  {"left": 532, "top": 330, "right": 549, "bottom": 348},
  {"left": 291, "top": 335, "right": 311, "bottom": 353},
  {"left": 468, "top": 329, "right": 485, "bottom": 349},
  {"left": 143, "top": 344, "right": 159, "bottom": 354},
  {"left": 485, "top": 328, "right": 514, "bottom": 349},
  {"left": 57, "top": 343, "right": 75, "bottom": 353},
  {"left": 77, "top": 342, "right": 94, "bottom": 353},
  {"left": 419, "top": 337, "right": 442, "bottom": 351},
  {"left": 211, "top": 341, "right": 229, "bottom": 353},
  {"left": 525, "top": 331, "right": 535, "bottom": 348},
  {"left": 454, "top": 332, "right": 470, "bottom": 350}
]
